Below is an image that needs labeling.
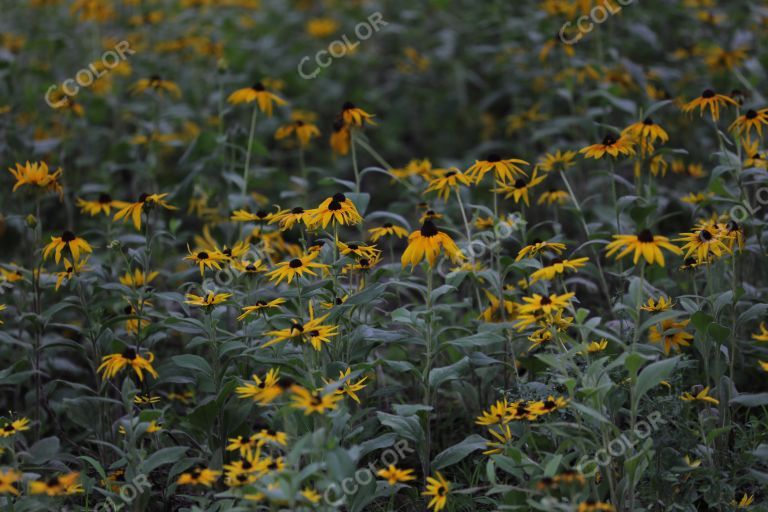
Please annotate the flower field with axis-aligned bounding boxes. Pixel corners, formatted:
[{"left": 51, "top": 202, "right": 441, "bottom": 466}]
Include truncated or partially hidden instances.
[{"left": 2, "top": 0, "right": 768, "bottom": 510}]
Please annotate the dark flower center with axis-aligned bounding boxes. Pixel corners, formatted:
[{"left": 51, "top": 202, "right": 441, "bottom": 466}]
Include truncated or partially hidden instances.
[
  {"left": 246, "top": 264, "right": 256, "bottom": 271},
  {"left": 291, "top": 207, "right": 304, "bottom": 214},
  {"left": 637, "top": 229, "right": 655, "bottom": 243},
  {"left": 701, "top": 89, "right": 715, "bottom": 98},
  {"left": 360, "top": 258, "right": 370, "bottom": 267},
  {"left": 540, "top": 296, "right": 552, "bottom": 305},
  {"left": 242, "top": 460, "right": 253, "bottom": 470},
  {"left": 256, "top": 300, "right": 266, "bottom": 306},
  {"left": 513, "top": 178, "right": 527, "bottom": 189},
  {"left": 124, "top": 305, "right": 133, "bottom": 314},
  {"left": 252, "top": 82, "right": 265, "bottom": 91},
  {"left": 383, "top": 222, "right": 393, "bottom": 228},
  {"left": 138, "top": 192, "right": 150, "bottom": 202},
  {"left": 197, "top": 251, "right": 209, "bottom": 260},
  {"left": 643, "top": 117, "right": 654, "bottom": 125},
  {"left": 47, "top": 476, "right": 61, "bottom": 487},
  {"left": 328, "top": 200, "right": 342, "bottom": 211},
  {"left": 2, "top": 424, "right": 13, "bottom": 432},
  {"left": 602, "top": 134, "right": 617, "bottom": 146},
  {"left": 420, "top": 220, "right": 439, "bottom": 237},
  {"left": 61, "top": 231, "right": 76, "bottom": 242},
  {"left": 335, "top": 297, "right": 343, "bottom": 305},
  {"left": 236, "top": 474, "right": 248, "bottom": 482},
  {"left": 149, "top": 74, "right": 161, "bottom": 83},
  {"left": 342, "top": 101, "right": 355, "bottom": 110},
  {"left": 445, "top": 170, "right": 456, "bottom": 177},
  {"left": 544, "top": 400, "right": 556, "bottom": 409},
  {"left": 223, "top": 248, "right": 232, "bottom": 257},
  {"left": 256, "top": 210, "right": 268, "bottom": 218},
  {"left": 347, "top": 244, "right": 358, "bottom": 250},
  {"left": 746, "top": 109, "right": 758, "bottom": 119},
  {"left": 486, "top": 153, "right": 501, "bottom": 162},
  {"left": 296, "top": 120, "right": 304, "bottom": 127},
  {"left": 98, "top": 193, "right": 112, "bottom": 203},
  {"left": 289, "top": 258, "right": 303, "bottom": 268},
  {"left": 698, "top": 229, "right": 713, "bottom": 242},
  {"left": 726, "top": 220, "right": 739, "bottom": 231},
  {"left": 437, "top": 486, "right": 447, "bottom": 496},
  {"left": 308, "top": 330, "right": 320, "bottom": 337},
  {"left": 684, "top": 257, "right": 696, "bottom": 266},
  {"left": 122, "top": 348, "right": 137, "bottom": 360},
  {"left": 550, "top": 258, "right": 563, "bottom": 265}
]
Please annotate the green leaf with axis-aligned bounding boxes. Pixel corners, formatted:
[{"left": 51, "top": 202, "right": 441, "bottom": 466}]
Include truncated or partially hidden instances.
[
  {"left": 635, "top": 357, "right": 679, "bottom": 402},
  {"left": 429, "top": 356, "right": 470, "bottom": 387},
  {"left": 433, "top": 434, "right": 487, "bottom": 470},
  {"left": 730, "top": 393, "right": 768, "bottom": 407},
  {"left": 139, "top": 446, "right": 189, "bottom": 474},
  {"left": 172, "top": 354, "right": 213, "bottom": 376}
]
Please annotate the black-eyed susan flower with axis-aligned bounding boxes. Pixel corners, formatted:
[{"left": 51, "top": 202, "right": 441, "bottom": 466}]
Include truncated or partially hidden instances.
[
  {"left": 76, "top": 193, "right": 128, "bottom": 216},
  {"left": 113, "top": 193, "right": 177, "bottom": 230},
  {"left": 339, "top": 101, "right": 376, "bottom": 127},
  {"left": 301, "top": 487, "right": 322, "bottom": 504},
  {"left": 538, "top": 150, "right": 577, "bottom": 172},
  {"left": 682, "top": 89, "right": 737, "bottom": 121},
  {"left": 401, "top": 220, "right": 464, "bottom": 268},
  {"left": 275, "top": 119, "right": 320, "bottom": 147},
  {"left": 515, "top": 241, "right": 566, "bottom": 261},
  {"left": 227, "top": 435, "right": 260, "bottom": 458},
  {"left": 134, "top": 394, "right": 160, "bottom": 406},
  {"left": 465, "top": 154, "right": 529, "bottom": 184},
  {"left": 476, "top": 399, "right": 512, "bottom": 427},
  {"left": 680, "top": 386, "right": 719, "bottom": 405},
  {"left": 730, "top": 109, "right": 768, "bottom": 139},
  {"left": 640, "top": 296, "right": 674, "bottom": 312},
  {"left": 337, "top": 241, "right": 380, "bottom": 260},
  {"left": 324, "top": 368, "right": 368, "bottom": 404},
  {"left": 649, "top": 319, "right": 693, "bottom": 354},
  {"left": 7, "top": 161, "right": 63, "bottom": 198},
  {"left": 236, "top": 368, "right": 283, "bottom": 404},
  {"left": 605, "top": 230, "right": 683, "bottom": 267},
  {"left": 0, "top": 417, "right": 30, "bottom": 437},
  {"left": 266, "top": 252, "right": 328, "bottom": 285},
  {"left": 369, "top": 222, "right": 409, "bottom": 241},
  {"left": 579, "top": 134, "right": 636, "bottom": 159},
  {"left": 424, "top": 168, "right": 472, "bottom": 201},
  {"left": 185, "top": 291, "right": 232, "bottom": 308},
  {"left": 422, "top": 472, "right": 450, "bottom": 511},
  {"left": 622, "top": 118, "right": 669, "bottom": 145},
  {"left": 177, "top": 467, "right": 221, "bottom": 487},
  {"left": 529, "top": 257, "right": 589, "bottom": 283},
  {"left": 231, "top": 207, "right": 283, "bottom": 224},
  {"left": 98, "top": 348, "right": 158, "bottom": 381},
  {"left": 0, "top": 468, "right": 21, "bottom": 495},
  {"left": 184, "top": 246, "right": 226, "bottom": 276},
  {"left": 43, "top": 231, "right": 92, "bottom": 264},
  {"left": 377, "top": 465, "right": 416, "bottom": 485},
  {"left": 29, "top": 472, "right": 81, "bottom": 496},
  {"left": 537, "top": 188, "right": 570, "bottom": 205},
  {"left": 330, "top": 119, "right": 351, "bottom": 155},
  {"left": 676, "top": 227, "right": 731, "bottom": 262},
  {"left": 119, "top": 269, "right": 159, "bottom": 288},
  {"left": 583, "top": 339, "right": 609, "bottom": 354},
  {"left": 577, "top": 500, "right": 616, "bottom": 512},
  {"left": 131, "top": 75, "right": 181, "bottom": 97},
  {"left": 289, "top": 385, "right": 342, "bottom": 415},
  {"left": 310, "top": 193, "right": 363, "bottom": 228},
  {"left": 263, "top": 303, "right": 338, "bottom": 351},
  {"left": 752, "top": 322, "right": 768, "bottom": 342},
  {"left": 271, "top": 206, "right": 314, "bottom": 231},
  {"left": 254, "top": 428, "right": 288, "bottom": 447},
  {"left": 238, "top": 298, "right": 286, "bottom": 321},
  {"left": 55, "top": 256, "right": 89, "bottom": 291},
  {"left": 519, "top": 292, "right": 575, "bottom": 316},
  {"left": 493, "top": 169, "right": 546, "bottom": 206},
  {"left": 528, "top": 395, "right": 568, "bottom": 416},
  {"left": 732, "top": 494, "right": 755, "bottom": 508},
  {"left": 483, "top": 424, "right": 513, "bottom": 455}
]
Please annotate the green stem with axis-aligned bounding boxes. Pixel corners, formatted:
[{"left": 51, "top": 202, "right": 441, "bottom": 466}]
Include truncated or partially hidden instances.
[{"left": 241, "top": 104, "right": 259, "bottom": 205}]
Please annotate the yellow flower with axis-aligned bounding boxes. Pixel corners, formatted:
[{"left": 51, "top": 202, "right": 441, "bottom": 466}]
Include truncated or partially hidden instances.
[
  {"left": 184, "top": 246, "right": 227, "bottom": 276},
  {"left": 119, "top": 269, "right": 159, "bottom": 288},
  {"left": 275, "top": 119, "right": 321, "bottom": 147},
  {"left": 369, "top": 222, "right": 409, "bottom": 241},
  {"left": 681, "top": 89, "right": 737, "bottom": 121},
  {"left": 0, "top": 418, "right": 30, "bottom": 437},
  {"left": 465, "top": 154, "right": 529, "bottom": 184},
  {"left": 577, "top": 501, "right": 616, "bottom": 512},
  {"left": 483, "top": 423, "right": 514, "bottom": 455},
  {"left": 301, "top": 487, "right": 322, "bottom": 504},
  {"left": 537, "top": 189, "right": 570, "bottom": 205},
  {"left": 263, "top": 303, "right": 338, "bottom": 351},
  {"left": 0, "top": 468, "right": 21, "bottom": 495},
  {"left": 519, "top": 292, "right": 575, "bottom": 316},
  {"left": 306, "top": 17, "right": 339, "bottom": 37},
  {"left": 732, "top": 493, "right": 755, "bottom": 508},
  {"left": 98, "top": 348, "right": 158, "bottom": 381},
  {"left": 55, "top": 256, "right": 89, "bottom": 291},
  {"left": 238, "top": 298, "right": 286, "bottom": 321},
  {"left": 640, "top": 296, "right": 674, "bottom": 312},
  {"left": 330, "top": 120, "right": 351, "bottom": 155},
  {"left": 184, "top": 291, "right": 232, "bottom": 307},
  {"left": 227, "top": 435, "right": 260, "bottom": 458},
  {"left": 622, "top": 118, "right": 669, "bottom": 145},
  {"left": 516, "top": 241, "right": 566, "bottom": 261},
  {"left": 424, "top": 168, "right": 473, "bottom": 201},
  {"left": 680, "top": 386, "right": 719, "bottom": 405},
  {"left": 752, "top": 322, "right": 768, "bottom": 342},
  {"left": 401, "top": 220, "right": 464, "bottom": 268},
  {"left": 683, "top": 455, "right": 702, "bottom": 468},
  {"left": 475, "top": 399, "right": 511, "bottom": 426},
  {"left": 422, "top": 472, "right": 450, "bottom": 511},
  {"left": 254, "top": 428, "right": 288, "bottom": 447},
  {"left": 675, "top": 227, "right": 731, "bottom": 263},
  {"left": 583, "top": 338, "right": 608, "bottom": 354},
  {"left": 236, "top": 368, "right": 283, "bottom": 404},
  {"left": 339, "top": 101, "right": 376, "bottom": 127},
  {"left": 605, "top": 230, "right": 682, "bottom": 267},
  {"left": 7, "top": 161, "right": 63, "bottom": 198},
  {"left": 177, "top": 467, "right": 221, "bottom": 487},
  {"left": 228, "top": 82, "right": 287, "bottom": 115},
  {"left": 289, "top": 385, "right": 342, "bottom": 415},
  {"left": 649, "top": 319, "right": 693, "bottom": 355},
  {"left": 529, "top": 257, "right": 588, "bottom": 283},
  {"left": 42, "top": 231, "right": 93, "bottom": 264},
  {"left": 493, "top": 168, "right": 546, "bottom": 206},
  {"left": 270, "top": 206, "right": 314, "bottom": 231},
  {"left": 538, "top": 150, "right": 577, "bottom": 172},
  {"left": 377, "top": 465, "right": 416, "bottom": 485},
  {"left": 113, "top": 193, "right": 177, "bottom": 230},
  {"left": 528, "top": 395, "right": 569, "bottom": 416},
  {"left": 579, "top": 134, "right": 636, "bottom": 159},
  {"left": 730, "top": 109, "right": 768, "bottom": 139},
  {"left": 266, "top": 252, "right": 329, "bottom": 285},
  {"left": 310, "top": 193, "right": 363, "bottom": 228},
  {"left": 76, "top": 193, "right": 129, "bottom": 216},
  {"left": 323, "top": 368, "right": 368, "bottom": 404},
  {"left": 131, "top": 75, "right": 181, "bottom": 97},
  {"left": 29, "top": 472, "right": 81, "bottom": 496}
]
